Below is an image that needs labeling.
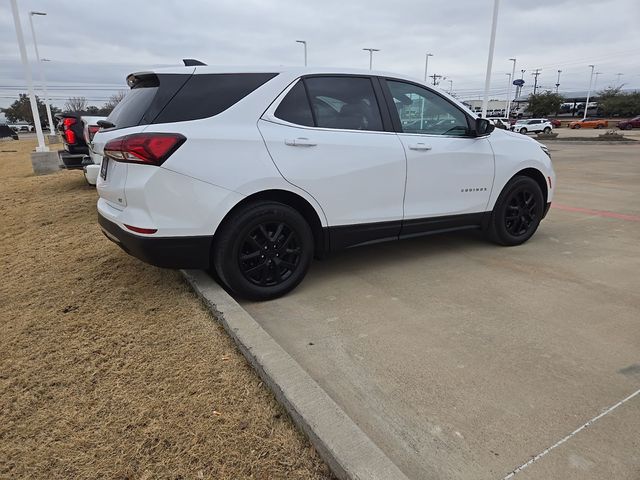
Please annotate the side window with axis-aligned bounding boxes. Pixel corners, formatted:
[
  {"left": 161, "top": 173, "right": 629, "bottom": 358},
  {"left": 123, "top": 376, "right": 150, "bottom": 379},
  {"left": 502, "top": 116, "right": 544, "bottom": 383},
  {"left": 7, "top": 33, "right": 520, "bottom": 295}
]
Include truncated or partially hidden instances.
[
  {"left": 274, "top": 81, "right": 314, "bottom": 126},
  {"left": 304, "top": 77, "right": 384, "bottom": 131},
  {"left": 386, "top": 80, "right": 469, "bottom": 136}
]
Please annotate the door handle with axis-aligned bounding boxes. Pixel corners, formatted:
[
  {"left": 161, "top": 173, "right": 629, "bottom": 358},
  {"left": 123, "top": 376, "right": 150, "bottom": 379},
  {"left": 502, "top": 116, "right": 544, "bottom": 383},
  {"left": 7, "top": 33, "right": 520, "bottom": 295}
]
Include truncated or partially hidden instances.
[
  {"left": 408, "top": 143, "right": 432, "bottom": 151},
  {"left": 285, "top": 137, "right": 317, "bottom": 147}
]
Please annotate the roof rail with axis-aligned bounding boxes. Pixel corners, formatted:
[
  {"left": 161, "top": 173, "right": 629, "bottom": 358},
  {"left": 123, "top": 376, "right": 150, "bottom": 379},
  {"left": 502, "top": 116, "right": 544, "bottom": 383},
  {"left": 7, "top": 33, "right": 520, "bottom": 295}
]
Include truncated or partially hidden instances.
[{"left": 182, "top": 58, "right": 207, "bottom": 66}]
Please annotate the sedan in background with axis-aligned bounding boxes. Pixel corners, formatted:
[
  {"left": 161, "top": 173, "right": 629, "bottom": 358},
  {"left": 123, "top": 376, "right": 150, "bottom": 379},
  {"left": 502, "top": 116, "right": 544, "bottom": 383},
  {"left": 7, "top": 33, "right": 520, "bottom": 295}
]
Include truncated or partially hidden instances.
[
  {"left": 569, "top": 118, "right": 608, "bottom": 129},
  {"left": 617, "top": 116, "right": 640, "bottom": 130}
]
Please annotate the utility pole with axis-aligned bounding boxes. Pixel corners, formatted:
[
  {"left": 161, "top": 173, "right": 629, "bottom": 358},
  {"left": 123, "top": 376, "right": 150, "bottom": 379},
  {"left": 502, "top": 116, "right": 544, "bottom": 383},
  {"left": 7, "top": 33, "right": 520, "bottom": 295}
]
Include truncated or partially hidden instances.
[
  {"left": 555, "top": 70, "right": 562, "bottom": 93},
  {"left": 584, "top": 65, "right": 595, "bottom": 120},
  {"left": 481, "top": 0, "right": 500, "bottom": 118},
  {"left": 424, "top": 53, "right": 433, "bottom": 82},
  {"left": 430, "top": 73, "right": 442, "bottom": 86},
  {"left": 532, "top": 69, "right": 541, "bottom": 95}
]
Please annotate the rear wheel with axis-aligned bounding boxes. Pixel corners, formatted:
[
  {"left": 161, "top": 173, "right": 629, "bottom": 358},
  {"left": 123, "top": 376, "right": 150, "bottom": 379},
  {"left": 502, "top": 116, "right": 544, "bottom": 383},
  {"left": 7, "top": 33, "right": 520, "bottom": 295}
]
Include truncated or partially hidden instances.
[
  {"left": 488, "top": 176, "right": 544, "bottom": 246},
  {"left": 574, "top": 124, "right": 581, "bottom": 129},
  {"left": 213, "top": 202, "right": 313, "bottom": 301},
  {"left": 543, "top": 127, "right": 551, "bottom": 134}
]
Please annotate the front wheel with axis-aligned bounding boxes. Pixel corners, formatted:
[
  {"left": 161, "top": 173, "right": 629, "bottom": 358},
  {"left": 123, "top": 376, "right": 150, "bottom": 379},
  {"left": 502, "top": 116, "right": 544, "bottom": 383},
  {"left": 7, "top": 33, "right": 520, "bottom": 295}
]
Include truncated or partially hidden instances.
[
  {"left": 543, "top": 127, "right": 551, "bottom": 134},
  {"left": 596, "top": 124, "right": 604, "bottom": 129},
  {"left": 213, "top": 202, "right": 313, "bottom": 301},
  {"left": 487, "top": 176, "right": 544, "bottom": 246}
]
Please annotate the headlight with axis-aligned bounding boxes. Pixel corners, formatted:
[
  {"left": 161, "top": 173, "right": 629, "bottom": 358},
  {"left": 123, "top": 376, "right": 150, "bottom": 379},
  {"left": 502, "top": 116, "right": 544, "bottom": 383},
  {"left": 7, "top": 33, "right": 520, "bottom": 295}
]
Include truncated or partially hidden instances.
[{"left": 540, "top": 145, "right": 551, "bottom": 158}]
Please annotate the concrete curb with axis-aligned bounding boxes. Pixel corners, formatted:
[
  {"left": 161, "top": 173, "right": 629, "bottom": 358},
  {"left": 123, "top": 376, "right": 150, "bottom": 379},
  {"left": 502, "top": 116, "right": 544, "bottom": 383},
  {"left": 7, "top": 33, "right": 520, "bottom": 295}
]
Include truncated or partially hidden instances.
[{"left": 182, "top": 269, "right": 410, "bottom": 480}]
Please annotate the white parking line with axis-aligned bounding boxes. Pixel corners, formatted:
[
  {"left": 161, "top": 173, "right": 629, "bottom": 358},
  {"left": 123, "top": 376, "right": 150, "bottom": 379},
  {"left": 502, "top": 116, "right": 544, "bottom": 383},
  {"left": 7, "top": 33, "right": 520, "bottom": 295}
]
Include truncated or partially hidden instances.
[{"left": 503, "top": 388, "right": 640, "bottom": 479}]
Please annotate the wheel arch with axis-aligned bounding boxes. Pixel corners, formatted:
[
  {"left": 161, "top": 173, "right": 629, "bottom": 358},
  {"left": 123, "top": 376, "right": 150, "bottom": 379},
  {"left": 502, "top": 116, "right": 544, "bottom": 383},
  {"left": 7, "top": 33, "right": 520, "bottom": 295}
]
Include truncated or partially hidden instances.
[
  {"left": 215, "top": 189, "right": 327, "bottom": 256},
  {"left": 513, "top": 167, "right": 548, "bottom": 204}
]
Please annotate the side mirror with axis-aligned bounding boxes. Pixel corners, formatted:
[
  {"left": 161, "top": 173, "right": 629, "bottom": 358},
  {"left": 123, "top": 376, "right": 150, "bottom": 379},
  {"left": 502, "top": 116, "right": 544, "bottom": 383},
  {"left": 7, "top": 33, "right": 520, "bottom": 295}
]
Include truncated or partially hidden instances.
[{"left": 474, "top": 117, "right": 495, "bottom": 137}]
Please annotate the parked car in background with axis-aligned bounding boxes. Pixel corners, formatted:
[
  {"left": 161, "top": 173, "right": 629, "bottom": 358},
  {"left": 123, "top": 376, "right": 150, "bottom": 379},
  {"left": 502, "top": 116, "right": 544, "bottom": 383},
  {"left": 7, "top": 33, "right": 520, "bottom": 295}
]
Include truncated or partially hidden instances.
[
  {"left": 56, "top": 113, "right": 90, "bottom": 169},
  {"left": 491, "top": 118, "right": 509, "bottom": 130},
  {"left": 94, "top": 65, "right": 555, "bottom": 300},
  {"left": 511, "top": 118, "right": 553, "bottom": 134},
  {"left": 617, "top": 116, "right": 640, "bottom": 130},
  {"left": 568, "top": 118, "right": 608, "bottom": 129},
  {"left": 81, "top": 116, "right": 106, "bottom": 185},
  {"left": 549, "top": 119, "right": 561, "bottom": 128},
  {"left": 0, "top": 124, "right": 19, "bottom": 140}
]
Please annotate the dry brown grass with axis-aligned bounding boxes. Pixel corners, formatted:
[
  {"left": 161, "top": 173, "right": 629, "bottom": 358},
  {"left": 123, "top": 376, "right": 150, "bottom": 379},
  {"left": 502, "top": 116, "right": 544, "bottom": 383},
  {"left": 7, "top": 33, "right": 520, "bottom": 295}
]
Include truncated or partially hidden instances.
[{"left": 0, "top": 139, "right": 333, "bottom": 479}]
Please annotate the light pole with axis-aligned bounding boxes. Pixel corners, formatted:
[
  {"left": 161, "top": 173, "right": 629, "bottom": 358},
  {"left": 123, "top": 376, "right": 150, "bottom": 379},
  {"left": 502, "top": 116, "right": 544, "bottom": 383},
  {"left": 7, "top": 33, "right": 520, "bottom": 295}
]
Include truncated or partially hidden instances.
[
  {"left": 615, "top": 72, "right": 623, "bottom": 85},
  {"left": 448, "top": 79, "right": 453, "bottom": 94},
  {"left": 424, "top": 53, "right": 433, "bottom": 82},
  {"left": 555, "top": 69, "right": 562, "bottom": 93},
  {"left": 594, "top": 71, "right": 602, "bottom": 90},
  {"left": 481, "top": 0, "right": 500, "bottom": 118},
  {"left": 506, "top": 58, "right": 516, "bottom": 119},
  {"left": 504, "top": 73, "right": 512, "bottom": 116},
  {"left": 29, "top": 11, "right": 55, "bottom": 137},
  {"left": 295, "top": 40, "right": 307, "bottom": 67},
  {"left": 9, "top": 0, "right": 46, "bottom": 152},
  {"left": 363, "top": 48, "right": 380, "bottom": 70},
  {"left": 584, "top": 65, "right": 595, "bottom": 120}
]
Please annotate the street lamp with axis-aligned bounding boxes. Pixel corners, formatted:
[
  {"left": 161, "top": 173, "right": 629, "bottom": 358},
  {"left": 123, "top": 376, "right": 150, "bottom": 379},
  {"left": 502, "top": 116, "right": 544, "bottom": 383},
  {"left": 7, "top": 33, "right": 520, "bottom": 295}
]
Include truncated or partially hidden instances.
[
  {"left": 615, "top": 72, "right": 624, "bottom": 85},
  {"left": 28, "top": 11, "right": 55, "bottom": 137},
  {"left": 448, "top": 79, "right": 453, "bottom": 94},
  {"left": 584, "top": 65, "right": 595, "bottom": 120},
  {"left": 504, "top": 73, "right": 512, "bottom": 116},
  {"left": 424, "top": 53, "right": 433, "bottom": 82},
  {"left": 362, "top": 48, "right": 380, "bottom": 70},
  {"left": 594, "top": 71, "right": 602, "bottom": 90},
  {"left": 295, "top": 40, "right": 307, "bottom": 67},
  {"left": 9, "top": 0, "right": 47, "bottom": 152},
  {"left": 555, "top": 70, "right": 562, "bottom": 93},
  {"left": 481, "top": 0, "right": 501, "bottom": 118},
  {"left": 506, "top": 58, "right": 516, "bottom": 119}
]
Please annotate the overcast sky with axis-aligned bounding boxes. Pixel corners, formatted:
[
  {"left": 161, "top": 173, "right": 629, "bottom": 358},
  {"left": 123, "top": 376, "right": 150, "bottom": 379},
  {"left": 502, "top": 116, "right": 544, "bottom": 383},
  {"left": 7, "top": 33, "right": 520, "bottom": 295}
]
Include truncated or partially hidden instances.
[{"left": 1, "top": 0, "right": 639, "bottom": 118}]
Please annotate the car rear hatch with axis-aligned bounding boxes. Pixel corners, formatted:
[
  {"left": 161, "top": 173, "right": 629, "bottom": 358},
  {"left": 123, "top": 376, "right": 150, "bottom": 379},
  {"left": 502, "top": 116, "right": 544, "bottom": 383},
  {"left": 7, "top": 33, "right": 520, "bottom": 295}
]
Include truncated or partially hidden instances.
[
  {"left": 96, "top": 68, "right": 279, "bottom": 210},
  {"left": 94, "top": 70, "right": 195, "bottom": 209}
]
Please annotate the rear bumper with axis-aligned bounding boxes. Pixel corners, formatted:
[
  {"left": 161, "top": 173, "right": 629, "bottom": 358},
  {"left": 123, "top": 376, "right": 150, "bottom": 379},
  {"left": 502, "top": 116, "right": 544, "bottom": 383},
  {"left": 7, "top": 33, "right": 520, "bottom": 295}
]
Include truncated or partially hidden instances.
[
  {"left": 58, "top": 150, "right": 89, "bottom": 169},
  {"left": 98, "top": 213, "right": 211, "bottom": 269}
]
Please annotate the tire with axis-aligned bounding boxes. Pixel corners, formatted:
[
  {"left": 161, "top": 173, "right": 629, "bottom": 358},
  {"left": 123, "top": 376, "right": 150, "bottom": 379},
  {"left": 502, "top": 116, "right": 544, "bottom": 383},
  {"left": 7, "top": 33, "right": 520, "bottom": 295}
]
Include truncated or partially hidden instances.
[
  {"left": 543, "top": 127, "right": 551, "bottom": 134},
  {"left": 213, "top": 201, "right": 314, "bottom": 301},
  {"left": 519, "top": 128, "right": 527, "bottom": 134},
  {"left": 574, "top": 124, "right": 581, "bottom": 129},
  {"left": 625, "top": 125, "right": 633, "bottom": 130},
  {"left": 487, "top": 176, "right": 545, "bottom": 246}
]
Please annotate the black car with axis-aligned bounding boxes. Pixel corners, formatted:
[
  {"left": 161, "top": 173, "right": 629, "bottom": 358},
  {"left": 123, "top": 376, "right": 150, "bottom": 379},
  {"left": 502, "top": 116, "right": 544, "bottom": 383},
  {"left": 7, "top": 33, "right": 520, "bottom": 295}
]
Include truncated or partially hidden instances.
[
  {"left": 56, "top": 113, "right": 90, "bottom": 169},
  {"left": 0, "top": 124, "right": 19, "bottom": 141}
]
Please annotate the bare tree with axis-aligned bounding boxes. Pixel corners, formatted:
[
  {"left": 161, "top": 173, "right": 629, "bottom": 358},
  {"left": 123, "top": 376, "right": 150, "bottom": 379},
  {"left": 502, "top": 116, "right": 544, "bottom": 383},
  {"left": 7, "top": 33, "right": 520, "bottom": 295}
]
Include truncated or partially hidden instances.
[
  {"left": 102, "top": 91, "right": 127, "bottom": 114},
  {"left": 64, "top": 96, "right": 88, "bottom": 113}
]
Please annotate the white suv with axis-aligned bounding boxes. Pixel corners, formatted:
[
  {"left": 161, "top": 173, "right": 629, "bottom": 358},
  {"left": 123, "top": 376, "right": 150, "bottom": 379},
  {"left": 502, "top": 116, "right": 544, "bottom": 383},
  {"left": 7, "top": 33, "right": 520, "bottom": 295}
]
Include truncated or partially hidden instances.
[
  {"left": 95, "top": 65, "right": 555, "bottom": 300},
  {"left": 511, "top": 118, "right": 553, "bottom": 135}
]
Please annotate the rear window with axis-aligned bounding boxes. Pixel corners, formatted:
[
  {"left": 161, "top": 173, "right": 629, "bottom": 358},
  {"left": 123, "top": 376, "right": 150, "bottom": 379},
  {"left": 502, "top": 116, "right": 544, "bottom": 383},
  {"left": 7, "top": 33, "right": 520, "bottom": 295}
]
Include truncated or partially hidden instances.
[{"left": 106, "top": 72, "right": 277, "bottom": 130}]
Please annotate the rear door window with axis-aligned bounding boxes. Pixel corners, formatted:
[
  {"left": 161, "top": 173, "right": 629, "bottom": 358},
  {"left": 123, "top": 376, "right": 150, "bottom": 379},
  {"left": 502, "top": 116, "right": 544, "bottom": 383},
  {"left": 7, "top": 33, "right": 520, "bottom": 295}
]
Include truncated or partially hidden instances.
[
  {"left": 274, "top": 81, "right": 314, "bottom": 126},
  {"left": 304, "top": 76, "right": 384, "bottom": 131}
]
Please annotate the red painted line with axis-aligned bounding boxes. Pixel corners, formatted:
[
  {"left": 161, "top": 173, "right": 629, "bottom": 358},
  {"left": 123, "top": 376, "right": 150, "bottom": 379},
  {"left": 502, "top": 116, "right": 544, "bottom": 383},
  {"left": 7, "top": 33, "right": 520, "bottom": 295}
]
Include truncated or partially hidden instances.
[{"left": 552, "top": 204, "right": 640, "bottom": 222}]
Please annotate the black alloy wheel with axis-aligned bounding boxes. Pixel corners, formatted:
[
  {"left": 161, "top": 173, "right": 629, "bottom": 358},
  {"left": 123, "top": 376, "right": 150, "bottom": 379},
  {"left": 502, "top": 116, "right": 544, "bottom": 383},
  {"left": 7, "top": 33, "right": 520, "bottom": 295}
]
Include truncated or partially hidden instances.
[
  {"left": 504, "top": 187, "right": 540, "bottom": 237},
  {"left": 239, "top": 222, "right": 302, "bottom": 287},
  {"left": 488, "top": 175, "right": 544, "bottom": 246},
  {"left": 213, "top": 202, "right": 313, "bottom": 300}
]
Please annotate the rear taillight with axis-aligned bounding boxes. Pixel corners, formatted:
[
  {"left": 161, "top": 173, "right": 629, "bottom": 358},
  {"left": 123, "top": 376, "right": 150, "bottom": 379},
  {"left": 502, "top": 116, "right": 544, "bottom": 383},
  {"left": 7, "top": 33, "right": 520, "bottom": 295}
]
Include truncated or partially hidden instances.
[
  {"left": 63, "top": 117, "right": 76, "bottom": 144},
  {"left": 88, "top": 125, "right": 100, "bottom": 141},
  {"left": 104, "top": 133, "right": 186, "bottom": 166}
]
